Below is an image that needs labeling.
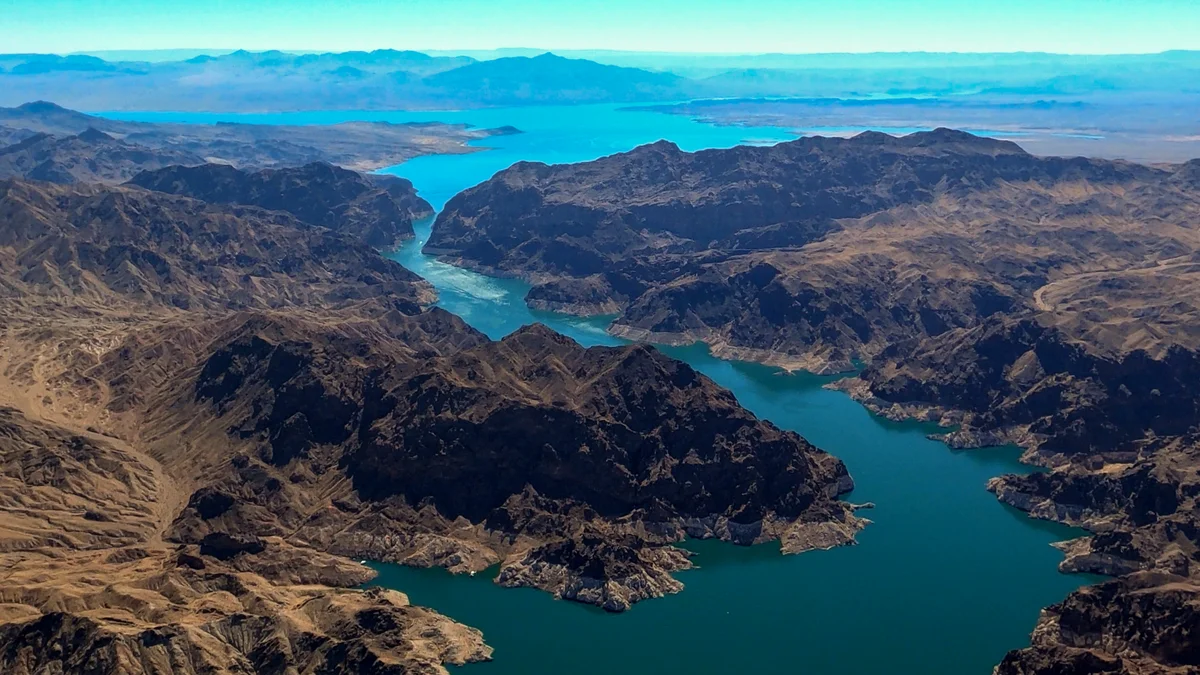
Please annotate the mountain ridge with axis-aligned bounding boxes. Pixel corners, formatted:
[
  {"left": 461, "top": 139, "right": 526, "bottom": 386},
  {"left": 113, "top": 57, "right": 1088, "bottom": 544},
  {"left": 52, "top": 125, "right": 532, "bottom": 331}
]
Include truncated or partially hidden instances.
[
  {"left": 5, "top": 49, "right": 1198, "bottom": 111},
  {"left": 0, "top": 173, "right": 865, "bottom": 672},
  {"left": 127, "top": 161, "right": 433, "bottom": 248}
]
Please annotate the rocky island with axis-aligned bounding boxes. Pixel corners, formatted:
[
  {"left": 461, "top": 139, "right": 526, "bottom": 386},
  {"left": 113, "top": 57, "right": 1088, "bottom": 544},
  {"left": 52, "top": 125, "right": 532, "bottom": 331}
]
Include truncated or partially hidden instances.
[
  {"left": 427, "top": 131, "right": 1200, "bottom": 674},
  {"left": 0, "top": 167, "right": 863, "bottom": 672}
]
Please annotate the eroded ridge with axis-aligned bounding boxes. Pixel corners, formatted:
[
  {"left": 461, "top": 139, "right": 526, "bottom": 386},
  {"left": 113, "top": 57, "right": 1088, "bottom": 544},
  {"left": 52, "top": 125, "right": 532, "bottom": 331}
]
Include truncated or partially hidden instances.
[{"left": 0, "top": 174, "right": 862, "bottom": 672}]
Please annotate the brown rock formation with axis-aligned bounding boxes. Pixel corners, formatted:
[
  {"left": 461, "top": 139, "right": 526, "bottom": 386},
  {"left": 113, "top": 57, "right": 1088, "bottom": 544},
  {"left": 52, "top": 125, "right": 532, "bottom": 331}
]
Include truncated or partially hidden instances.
[
  {"left": 0, "top": 128, "right": 204, "bottom": 184},
  {"left": 164, "top": 316, "right": 859, "bottom": 612},
  {"left": 0, "top": 175, "right": 860, "bottom": 671},
  {"left": 128, "top": 162, "right": 433, "bottom": 248},
  {"left": 428, "top": 130, "right": 1200, "bottom": 374}
]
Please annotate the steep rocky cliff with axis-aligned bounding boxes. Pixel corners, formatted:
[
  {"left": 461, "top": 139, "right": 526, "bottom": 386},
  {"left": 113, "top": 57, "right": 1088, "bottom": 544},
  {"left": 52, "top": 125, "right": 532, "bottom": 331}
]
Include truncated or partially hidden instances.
[
  {"left": 428, "top": 130, "right": 1200, "bottom": 372},
  {"left": 129, "top": 162, "right": 434, "bottom": 247},
  {"left": 164, "top": 316, "right": 861, "bottom": 612}
]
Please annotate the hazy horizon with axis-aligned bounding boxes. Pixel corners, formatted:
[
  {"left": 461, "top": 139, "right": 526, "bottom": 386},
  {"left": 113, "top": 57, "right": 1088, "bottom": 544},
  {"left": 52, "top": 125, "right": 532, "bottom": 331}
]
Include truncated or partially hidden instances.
[
  {"left": 5, "top": 0, "right": 1200, "bottom": 55},
  {"left": 35, "top": 47, "right": 1200, "bottom": 60}
]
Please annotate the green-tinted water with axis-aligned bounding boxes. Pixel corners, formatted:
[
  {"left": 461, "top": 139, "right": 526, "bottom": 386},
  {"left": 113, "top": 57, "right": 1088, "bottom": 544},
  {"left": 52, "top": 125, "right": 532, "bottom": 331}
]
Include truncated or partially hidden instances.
[
  {"left": 106, "top": 104, "right": 1101, "bottom": 675},
  {"left": 367, "top": 321, "right": 1096, "bottom": 675}
]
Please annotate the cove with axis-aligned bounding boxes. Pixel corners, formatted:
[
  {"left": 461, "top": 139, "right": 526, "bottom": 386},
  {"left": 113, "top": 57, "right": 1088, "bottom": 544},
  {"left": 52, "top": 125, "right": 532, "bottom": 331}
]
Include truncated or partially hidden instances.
[{"left": 104, "top": 103, "right": 1102, "bottom": 675}]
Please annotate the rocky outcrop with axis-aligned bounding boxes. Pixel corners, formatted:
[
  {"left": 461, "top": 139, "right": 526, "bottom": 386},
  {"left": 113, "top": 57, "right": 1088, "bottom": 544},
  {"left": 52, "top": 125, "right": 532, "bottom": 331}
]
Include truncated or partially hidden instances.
[
  {"left": 0, "top": 569, "right": 491, "bottom": 675},
  {"left": 494, "top": 526, "right": 691, "bottom": 612},
  {"left": 987, "top": 436, "right": 1200, "bottom": 574},
  {"left": 129, "top": 162, "right": 434, "bottom": 247},
  {"left": 0, "top": 178, "right": 433, "bottom": 311},
  {"left": 995, "top": 572, "right": 1200, "bottom": 675},
  {"left": 858, "top": 316, "right": 1200, "bottom": 463},
  {"left": 165, "top": 317, "right": 862, "bottom": 611}
]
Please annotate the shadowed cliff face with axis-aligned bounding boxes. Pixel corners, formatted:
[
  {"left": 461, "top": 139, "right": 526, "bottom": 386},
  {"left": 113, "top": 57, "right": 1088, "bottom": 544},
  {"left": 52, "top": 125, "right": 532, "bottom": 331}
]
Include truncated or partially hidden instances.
[
  {"left": 0, "top": 178, "right": 433, "bottom": 312},
  {"left": 427, "top": 130, "right": 1200, "bottom": 373},
  {"left": 129, "top": 162, "right": 434, "bottom": 248},
  {"left": 860, "top": 317, "right": 1200, "bottom": 462},
  {"left": 172, "top": 317, "right": 861, "bottom": 612}
]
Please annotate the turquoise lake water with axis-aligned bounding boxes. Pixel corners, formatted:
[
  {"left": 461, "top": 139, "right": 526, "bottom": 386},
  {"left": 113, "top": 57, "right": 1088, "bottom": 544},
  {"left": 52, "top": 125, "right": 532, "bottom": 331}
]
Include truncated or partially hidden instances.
[{"left": 107, "top": 103, "right": 1101, "bottom": 675}]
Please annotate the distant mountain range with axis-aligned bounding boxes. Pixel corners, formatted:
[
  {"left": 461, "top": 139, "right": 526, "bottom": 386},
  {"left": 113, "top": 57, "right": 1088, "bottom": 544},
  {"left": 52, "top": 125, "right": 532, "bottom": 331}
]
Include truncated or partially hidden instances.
[
  {"left": 2, "top": 49, "right": 1199, "bottom": 112},
  {"left": 0, "top": 50, "right": 693, "bottom": 111}
]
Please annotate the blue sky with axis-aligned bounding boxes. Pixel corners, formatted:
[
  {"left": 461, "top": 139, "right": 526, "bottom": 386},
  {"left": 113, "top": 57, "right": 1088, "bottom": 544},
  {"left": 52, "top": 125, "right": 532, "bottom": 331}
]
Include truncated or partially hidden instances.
[{"left": 3, "top": 0, "right": 1199, "bottom": 55}]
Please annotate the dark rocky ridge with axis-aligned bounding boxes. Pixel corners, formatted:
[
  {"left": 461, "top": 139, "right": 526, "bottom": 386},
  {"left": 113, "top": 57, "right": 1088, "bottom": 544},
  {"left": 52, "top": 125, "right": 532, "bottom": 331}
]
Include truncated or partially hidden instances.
[
  {"left": 428, "top": 130, "right": 1198, "bottom": 372},
  {"left": 129, "top": 161, "right": 434, "bottom": 247},
  {"left": 0, "top": 128, "right": 204, "bottom": 184},
  {"left": 0, "top": 178, "right": 434, "bottom": 311},
  {"left": 430, "top": 130, "right": 1033, "bottom": 273},
  {"left": 856, "top": 316, "right": 1200, "bottom": 463},
  {"left": 995, "top": 572, "right": 1200, "bottom": 675},
  {"left": 166, "top": 316, "right": 862, "bottom": 612}
]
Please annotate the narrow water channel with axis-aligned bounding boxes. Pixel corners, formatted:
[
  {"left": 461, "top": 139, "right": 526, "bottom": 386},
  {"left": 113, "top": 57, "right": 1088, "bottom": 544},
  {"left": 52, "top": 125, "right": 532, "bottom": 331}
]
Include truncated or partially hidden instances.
[{"left": 104, "top": 104, "right": 1100, "bottom": 675}]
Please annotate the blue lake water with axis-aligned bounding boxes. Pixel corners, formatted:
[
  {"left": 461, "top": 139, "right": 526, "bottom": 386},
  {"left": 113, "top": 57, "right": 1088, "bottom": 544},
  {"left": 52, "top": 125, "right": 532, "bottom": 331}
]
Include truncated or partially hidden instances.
[{"left": 106, "top": 103, "right": 1101, "bottom": 675}]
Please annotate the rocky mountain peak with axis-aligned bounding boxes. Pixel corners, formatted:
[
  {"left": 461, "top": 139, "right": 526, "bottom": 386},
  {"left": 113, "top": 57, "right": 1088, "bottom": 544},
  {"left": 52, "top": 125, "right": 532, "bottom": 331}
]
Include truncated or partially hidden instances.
[{"left": 75, "top": 127, "right": 116, "bottom": 144}]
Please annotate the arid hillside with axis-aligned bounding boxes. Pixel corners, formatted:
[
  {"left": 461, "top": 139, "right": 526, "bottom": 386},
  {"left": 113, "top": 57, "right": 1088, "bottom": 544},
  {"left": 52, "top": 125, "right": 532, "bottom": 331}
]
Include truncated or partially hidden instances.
[{"left": 0, "top": 176, "right": 862, "bottom": 673}]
